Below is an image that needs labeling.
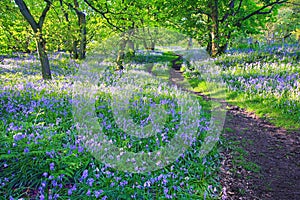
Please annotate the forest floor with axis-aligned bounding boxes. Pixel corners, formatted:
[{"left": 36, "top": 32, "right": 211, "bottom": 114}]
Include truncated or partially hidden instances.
[
  {"left": 168, "top": 67, "right": 300, "bottom": 200},
  {"left": 2, "top": 52, "right": 298, "bottom": 199}
]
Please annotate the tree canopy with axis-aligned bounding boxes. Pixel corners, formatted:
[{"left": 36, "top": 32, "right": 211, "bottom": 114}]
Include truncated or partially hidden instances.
[{"left": 0, "top": 0, "right": 299, "bottom": 78}]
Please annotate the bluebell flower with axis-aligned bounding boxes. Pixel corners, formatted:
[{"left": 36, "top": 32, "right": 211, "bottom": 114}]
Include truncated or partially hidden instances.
[
  {"left": 87, "top": 178, "right": 94, "bottom": 186},
  {"left": 82, "top": 169, "right": 88, "bottom": 179},
  {"left": 162, "top": 178, "right": 168, "bottom": 185},
  {"left": 120, "top": 180, "right": 128, "bottom": 187},
  {"left": 52, "top": 180, "right": 57, "bottom": 187},
  {"left": 78, "top": 146, "right": 84, "bottom": 153},
  {"left": 24, "top": 147, "right": 29, "bottom": 153},
  {"left": 40, "top": 194, "right": 45, "bottom": 200},
  {"left": 94, "top": 190, "right": 103, "bottom": 198},
  {"left": 110, "top": 182, "right": 115, "bottom": 187},
  {"left": 163, "top": 187, "right": 169, "bottom": 194},
  {"left": 50, "top": 163, "right": 55, "bottom": 171},
  {"left": 86, "top": 189, "right": 91, "bottom": 196},
  {"left": 41, "top": 181, "right": 46, "bottom": 188},
  {"left": 13, "top": 133, "right": 25, "bottom": 141}
]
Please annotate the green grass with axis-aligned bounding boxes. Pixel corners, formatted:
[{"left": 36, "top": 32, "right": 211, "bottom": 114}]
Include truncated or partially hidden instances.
[
  {"left": 151, "top": 63, "right": 170, "bottom": 81},
  {"left": 189, "top": 79, "right": 300, "bottom": 130},
  {"left": 129, "top": 52, "right": 178, "bottom": 64}
]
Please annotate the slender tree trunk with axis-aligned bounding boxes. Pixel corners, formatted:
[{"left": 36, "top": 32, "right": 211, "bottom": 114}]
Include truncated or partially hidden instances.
[
  {"left": 206, "top": 40, "right": 212, "bottom": 54},
  {"left": 73, "top": 0, "right": 87, "bottom": 60},
  {"left": 187, "top": 37, "right": 193, "bottom": 50},
  {"left": 150, "top": 41, "right": 155, "bottom": 50},
  {"left": 150, "top": 28, "right": 158, "bottom": 50},
  {"left": 116, "top": 37, "right": 127, "bottom": 70},
  {"left": 78, "top": 12, "right": 86, "bottom": 59},
  {"left": 218, "top": 32, "right": 231, "bottom": 54},
  {"left": 72, "top": 41, "right": 79, "bottom": 59},
  {"left": 219, "top": 43, "right": 228, "bottom": 54},
  {"left": 143, "top": 39, "right": 148, "bottom": 49},
  {"left": 210, "top": 0, "right": 219, "bottom": 57},
  {"left": 36, "top": 33, "right": 51, "bottom": 79},
  {"left": 127, "top": 40, "right": 135, "bottom": 57},
  {"left": 206, "top": 17, "right": 212, "bottom": 54}
]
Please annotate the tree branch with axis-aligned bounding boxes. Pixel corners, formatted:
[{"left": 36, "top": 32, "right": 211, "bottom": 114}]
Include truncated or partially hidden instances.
[
  {"left": 238, "top": 0, "right": 287, "bottom": 23},
  {"left": 235, "top": 0, "right": 243, "bottom": 15},
  {"left": 59, "top": 0, "right": 69, "bottom": 22},
  {"left": 38, "top": 0, "right": 52, "bottom": 29},
  {"left": 14, "top": 0, "right": 38, "bottom": 32},
  {"left": 220, "top": 0, "right": 235, "bottom": 23},
  {"left": 83, "top": 0, "right": 124, "bottom": 32}
]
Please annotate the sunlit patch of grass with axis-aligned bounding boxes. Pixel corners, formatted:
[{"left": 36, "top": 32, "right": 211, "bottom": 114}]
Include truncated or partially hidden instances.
[
  {"left": 130, "top": 52, "right": 178, "bottom": 64},
  {"left": 152, "top": 63, "right": 170, "bottom": 81}
]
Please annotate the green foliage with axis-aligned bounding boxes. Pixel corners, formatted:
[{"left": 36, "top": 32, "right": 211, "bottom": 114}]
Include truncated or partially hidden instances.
[
  {"left": 160, "top": 0, "right": 287, "bottom": 55},
  {"left": 0, "top": 0, "right": 296, "bottom": 58},
  {"left": 0, "top": 0, "right": 34, "bottom": 53}
]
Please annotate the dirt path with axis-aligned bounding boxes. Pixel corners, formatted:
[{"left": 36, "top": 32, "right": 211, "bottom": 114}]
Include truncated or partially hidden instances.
[{"left": 169, "top": 68, "right": 300, "bottom": 200}]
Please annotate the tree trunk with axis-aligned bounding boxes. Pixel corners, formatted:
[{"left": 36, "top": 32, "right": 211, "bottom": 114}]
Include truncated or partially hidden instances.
[
  {"left": 72, "top": 41, "right": 79, "bottom": 59},
  {"left": 36, "top": 33, "right": 51, "bottom": 79},
  {"left": 206, "top": 40, "right": 212, "bottom": 54},
  {"left": 73, "top": 0, "right": 87, "bottom": 60},
  {"left": 210, "top": 0, "right": 219, "bottom": 57},
  {"left": 187, "top": 37, "right": 193, "bottom": 50},
  {"left": 14, "top": 0, "right": 52, "bottom": 79},
  {"left": 150, "top": 29, "right": 158, "bottom": 50},
  {"left": 219, "top": 43, "right": 228, "bottom": 54},
  {"left": 218, "top": 31, "right": 231, "bottom": 55},
  {"left": 78, "top": 12, "right": 86, "bottom": 59},
  {"left": 116, "top": 37, "right": 127, "bottom": 70},
  {"left": 206, "top": 17, "right": 212, "bottom": 54},
  {"left": 143, "top": 39, "right": 148, "bottom": 50},
  {"left": 150, "top": 41, "right": 155, "bottom": 50},
  {"left": 127, "top": 40, "right": 135, "bottom": 57}
]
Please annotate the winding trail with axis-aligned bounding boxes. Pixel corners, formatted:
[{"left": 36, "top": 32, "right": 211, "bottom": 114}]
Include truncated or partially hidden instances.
[{"left": 168, "top": 67, "right": 300, "bottom": 200}]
